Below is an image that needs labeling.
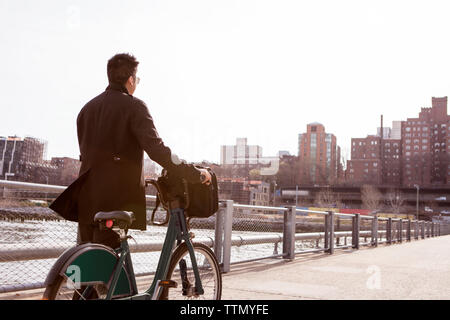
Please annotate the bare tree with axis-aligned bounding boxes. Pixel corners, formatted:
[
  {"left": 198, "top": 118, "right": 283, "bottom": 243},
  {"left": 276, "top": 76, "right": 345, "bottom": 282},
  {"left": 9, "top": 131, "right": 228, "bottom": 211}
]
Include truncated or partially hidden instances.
[
  {"left": 361, "top": 184, "right": 382, "bottom": 213},
  {"left": 315, "top": 187, "right": 338, "bottom": 208},
  {"left": 386, "top": 188, "right": 405, "bottom": 216}
]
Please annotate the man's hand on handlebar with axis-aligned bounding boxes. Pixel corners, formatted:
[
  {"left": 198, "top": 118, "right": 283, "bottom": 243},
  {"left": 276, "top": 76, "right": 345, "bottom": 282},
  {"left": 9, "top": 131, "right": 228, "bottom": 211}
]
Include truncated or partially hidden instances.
[{"left": 199, "top": 169, "right": 212, "bottom": 185}]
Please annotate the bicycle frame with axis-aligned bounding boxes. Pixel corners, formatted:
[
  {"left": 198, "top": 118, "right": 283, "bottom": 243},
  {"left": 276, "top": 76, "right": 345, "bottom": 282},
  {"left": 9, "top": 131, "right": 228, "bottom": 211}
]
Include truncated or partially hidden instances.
[{"left": 104, "top": 207, "right": 204, "bottom": 300}]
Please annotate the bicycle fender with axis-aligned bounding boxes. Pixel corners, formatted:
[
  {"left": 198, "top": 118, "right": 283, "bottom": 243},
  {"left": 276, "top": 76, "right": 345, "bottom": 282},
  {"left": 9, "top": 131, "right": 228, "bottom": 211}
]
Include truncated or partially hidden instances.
[{"left": 44, "top": 243, "right": 132, "bottom": 297}]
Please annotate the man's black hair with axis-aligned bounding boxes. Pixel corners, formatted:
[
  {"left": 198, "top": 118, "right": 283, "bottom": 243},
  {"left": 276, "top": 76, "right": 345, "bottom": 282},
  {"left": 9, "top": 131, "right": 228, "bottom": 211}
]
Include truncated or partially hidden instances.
[{"left": 107, "top": 53, "right": 139, "bottom": 85}]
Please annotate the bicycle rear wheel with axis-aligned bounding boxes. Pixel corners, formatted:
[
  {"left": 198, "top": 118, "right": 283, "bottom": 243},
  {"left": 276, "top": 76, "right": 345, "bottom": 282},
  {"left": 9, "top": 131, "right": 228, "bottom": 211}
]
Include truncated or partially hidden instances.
[
  {"left": 164, "top": 242, "right": 222, "bottom": 300},
  {"left": 42, "top": 244, "right": 133, "bottom": 300}
]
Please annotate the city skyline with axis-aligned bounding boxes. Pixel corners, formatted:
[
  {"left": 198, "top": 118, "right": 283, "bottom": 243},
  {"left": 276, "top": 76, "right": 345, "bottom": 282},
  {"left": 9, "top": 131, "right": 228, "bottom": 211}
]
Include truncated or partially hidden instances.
[
  {"left": 1, "top": 92, "right": 448, "bottom": 188},
  {"left": 3, "top": 94, "right": 447, "bottom": 166}
]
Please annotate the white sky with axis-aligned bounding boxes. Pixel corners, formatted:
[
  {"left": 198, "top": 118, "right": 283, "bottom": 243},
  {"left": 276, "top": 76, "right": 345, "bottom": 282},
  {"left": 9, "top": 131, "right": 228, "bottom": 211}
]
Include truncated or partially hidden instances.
[{"left": 1, "top": 0, "right": 450, "bottom": 165}]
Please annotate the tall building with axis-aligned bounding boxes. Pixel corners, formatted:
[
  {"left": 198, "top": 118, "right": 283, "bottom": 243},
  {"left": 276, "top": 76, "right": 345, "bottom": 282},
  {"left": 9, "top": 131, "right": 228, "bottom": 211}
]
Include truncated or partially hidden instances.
[
  {"left": 298, "top": 123, "right": 341, "bottom": 185},
  {"left": 220, "top": 138, "right": 262, "bottom": 166},
  {"left": 0, "top": 136, "right": 48, "bottom": 181},
  {"left": 401, "top": 96, "right": 449, "bottom": 187},
  {"left": 347, "top": 120, "right": 402, "bottom": 186}
]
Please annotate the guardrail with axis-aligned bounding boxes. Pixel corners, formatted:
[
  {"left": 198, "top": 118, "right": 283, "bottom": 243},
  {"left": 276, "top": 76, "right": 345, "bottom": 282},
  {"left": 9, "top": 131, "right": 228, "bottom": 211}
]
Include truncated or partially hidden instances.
[
  {"left": 1, "top": 180, "right": 450, "bottom": 294},
  {"left": 214, "top": 201, "right": 450, "bottom": 272}
]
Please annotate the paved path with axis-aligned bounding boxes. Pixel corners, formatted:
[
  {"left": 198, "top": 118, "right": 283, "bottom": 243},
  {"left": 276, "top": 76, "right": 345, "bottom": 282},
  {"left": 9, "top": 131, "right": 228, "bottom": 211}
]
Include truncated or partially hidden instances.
[
  {"left": 2, "top": 235, "right": 450, "bottom": 300},
  {"left": 221, "top": 235, "right": 450, "bottom": 300}
]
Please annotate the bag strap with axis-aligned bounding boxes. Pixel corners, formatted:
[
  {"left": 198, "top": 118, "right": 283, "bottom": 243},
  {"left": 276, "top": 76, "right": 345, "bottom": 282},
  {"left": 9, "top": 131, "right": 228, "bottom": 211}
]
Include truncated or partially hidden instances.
[{"left": 147, "top": 180, "right": 170, "bottom": 226}]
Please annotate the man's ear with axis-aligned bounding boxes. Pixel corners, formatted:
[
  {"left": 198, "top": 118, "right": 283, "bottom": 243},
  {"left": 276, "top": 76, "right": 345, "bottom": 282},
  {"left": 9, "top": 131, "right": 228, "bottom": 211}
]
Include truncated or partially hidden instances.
[
  {"left": 126, "top": 75, "right": 134, "bottom": 87},
  {"left": 124, "top": 75, "right": 134, "bottom": 95}
]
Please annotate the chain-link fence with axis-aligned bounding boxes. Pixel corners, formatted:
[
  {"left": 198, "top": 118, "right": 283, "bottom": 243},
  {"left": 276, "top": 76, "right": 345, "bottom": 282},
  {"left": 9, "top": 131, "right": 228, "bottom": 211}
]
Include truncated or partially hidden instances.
[{"left": 228, "top": 204, "right": 285, "bottom": 265}]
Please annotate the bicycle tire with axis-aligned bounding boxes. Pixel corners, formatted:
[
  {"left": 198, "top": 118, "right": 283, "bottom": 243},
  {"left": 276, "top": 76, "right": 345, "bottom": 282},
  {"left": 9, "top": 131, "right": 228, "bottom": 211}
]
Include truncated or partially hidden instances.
[
  {"left": 163, "top": 242, "right": 222, "bottom": 300},
  {"left": 43, "top": 245, "right": 133, "bottom": 300}
]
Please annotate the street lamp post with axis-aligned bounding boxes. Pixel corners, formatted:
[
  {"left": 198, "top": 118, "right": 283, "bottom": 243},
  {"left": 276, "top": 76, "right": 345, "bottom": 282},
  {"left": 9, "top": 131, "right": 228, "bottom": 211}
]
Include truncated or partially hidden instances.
[{"left": 414, "top": 184, "right": 420, "bottom": 221}]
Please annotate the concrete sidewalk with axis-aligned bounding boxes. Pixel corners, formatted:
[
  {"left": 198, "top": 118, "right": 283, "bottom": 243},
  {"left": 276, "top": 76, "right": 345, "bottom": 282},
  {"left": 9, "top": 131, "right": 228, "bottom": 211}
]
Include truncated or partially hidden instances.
[
  {"left": 221, "top": 235, "right": 450, "bottom": 300},
  {"left": 2, "top": 235, "right": 450, "bottom": 300}
]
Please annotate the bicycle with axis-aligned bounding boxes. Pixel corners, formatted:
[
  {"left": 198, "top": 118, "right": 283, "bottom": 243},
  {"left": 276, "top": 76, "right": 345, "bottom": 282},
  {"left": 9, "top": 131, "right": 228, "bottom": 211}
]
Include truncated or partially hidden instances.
[{"left": 42, "top": 178, "right": 222, "bottom": 300}]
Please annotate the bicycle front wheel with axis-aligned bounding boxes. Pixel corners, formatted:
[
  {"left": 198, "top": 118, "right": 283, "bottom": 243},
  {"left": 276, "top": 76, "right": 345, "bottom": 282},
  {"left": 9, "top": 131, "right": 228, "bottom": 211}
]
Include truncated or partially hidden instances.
[{"left": 164, "top": 242, "right": 222, "bottom": 300}]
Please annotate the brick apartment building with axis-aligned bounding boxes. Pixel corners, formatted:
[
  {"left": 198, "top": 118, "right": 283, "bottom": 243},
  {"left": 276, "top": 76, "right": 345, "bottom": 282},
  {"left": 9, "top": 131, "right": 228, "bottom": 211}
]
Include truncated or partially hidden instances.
[
  {"left": 347, "top": 135, "right": 383, "bottom": 185},
  {"left": 346, "top": 96, "right": 449, "bottom": 187},
  {"left": 402, "top": 96, "right": 449, "bottom": 187},
  {"left": 298, "top": 123, "right": 341, "bottom": 185},
  {"left": 347, "top": 131, "right": 402, "bottom": 186}
]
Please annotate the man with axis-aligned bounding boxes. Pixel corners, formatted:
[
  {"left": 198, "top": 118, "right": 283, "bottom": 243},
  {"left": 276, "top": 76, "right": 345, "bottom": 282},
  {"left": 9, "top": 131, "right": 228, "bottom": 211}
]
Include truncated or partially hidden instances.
[{"left": 50, "top": 53, "right": 211, "bottom": 249}]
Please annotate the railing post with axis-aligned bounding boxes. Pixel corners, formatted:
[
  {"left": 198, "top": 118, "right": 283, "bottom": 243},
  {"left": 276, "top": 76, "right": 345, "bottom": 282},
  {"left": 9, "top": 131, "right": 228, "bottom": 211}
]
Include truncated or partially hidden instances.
[
  {"left": 372, "top": 214, "right": 378, "bottom": 247},
  {"left": 283, "top": 206, "right": 296, "bottom": 260},
  {"left": 222, "top": 200, "right": 234, "bottom": 273},
  {"left": 324, "top": 211, "right": 329, "bottom": 251},
  {"left": 416, "top": 221, "right": 419, "bottom": 239},
  {"left": 407, "top": 219, "right": 411, "bottom": 241},
  {"left": 432, "top": 222, "right": 435, "bottom": 237},
  {"left": 214, "top": 203, "right": 225, "bottom": 265},
  {"left": 387, "top": 218, "right": 392, "bottom": 244},
  {"left": 352, "top": 213, "right": 360, "bottom": 249},
  {"left": 326, "top": 211, "right": 334, "bottom": 254},
  {"left": 421, "top": 221, "right": 425, "bottom": 239},
  {"left": 398, "top": 219, "right": 403, "bottom": 243},
  {"left": 336, "top": 217, "right": 341, "bottom": 246}
]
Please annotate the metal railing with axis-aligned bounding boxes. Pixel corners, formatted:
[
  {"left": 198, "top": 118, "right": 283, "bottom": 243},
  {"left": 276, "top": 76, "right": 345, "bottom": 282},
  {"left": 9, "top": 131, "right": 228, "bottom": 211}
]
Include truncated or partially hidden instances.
[{"left": 1, "top": 180, "right": 450, "bottom": 294}]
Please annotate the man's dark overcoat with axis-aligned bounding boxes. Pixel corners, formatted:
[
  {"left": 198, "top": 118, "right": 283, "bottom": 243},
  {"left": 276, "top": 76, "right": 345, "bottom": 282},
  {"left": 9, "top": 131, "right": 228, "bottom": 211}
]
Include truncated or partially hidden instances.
[{"left": 50, "top": 83, "right": 201, "bottom": 230}]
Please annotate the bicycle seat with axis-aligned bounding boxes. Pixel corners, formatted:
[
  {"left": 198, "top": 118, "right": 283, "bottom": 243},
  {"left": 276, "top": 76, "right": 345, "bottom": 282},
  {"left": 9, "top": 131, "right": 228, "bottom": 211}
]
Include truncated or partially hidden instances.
[{"left": 94, "top": 211, "right": 135, "bottom": 228}]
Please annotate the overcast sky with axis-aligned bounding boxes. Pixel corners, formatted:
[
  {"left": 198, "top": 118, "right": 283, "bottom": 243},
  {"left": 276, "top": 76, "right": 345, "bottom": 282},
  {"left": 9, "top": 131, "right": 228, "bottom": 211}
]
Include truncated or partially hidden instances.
[{"left": 1, "top": 0, "right": 450, "bottom": 165}]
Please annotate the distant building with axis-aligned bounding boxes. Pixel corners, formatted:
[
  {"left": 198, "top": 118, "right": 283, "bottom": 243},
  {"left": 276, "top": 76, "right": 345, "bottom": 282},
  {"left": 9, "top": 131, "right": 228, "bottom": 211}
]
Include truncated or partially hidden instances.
[
  {"left": 249, "top": 181, "right": 271, "bottom": 206},
  {"left": 298, "top": 123, "right": 341, "bottom": 185},
  {"left": 220, "top": 138, "right": 262, "bottom": 166},
  {"left": 347, "top": 135, "right": 382, "bottom": 185},
  {"left": 0, "top": 136, "right": 48, "bottom": 181},
  {"left": 217, "top": 177, "right": 251, "bottom": 204},
  {"left": 390, "top": 121, "right": 402, "bottom": 140},
  {"left": 381, "top": 138, "right": 402, "bottom": 186},
  {"left": 377, "top": 127, "right": 392, "bottom": 139},
  {"left": 347, "top": 119, "right": 403, "bottom": 186},
  {"left": 50, "top": 157, "right": 81, "bottom": 186},
  {"left": 401, "top": 96, "right": 449, "bottom": 187},
  {"left": 346, "top": 96, "right": 450, "bottom": 187}
]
